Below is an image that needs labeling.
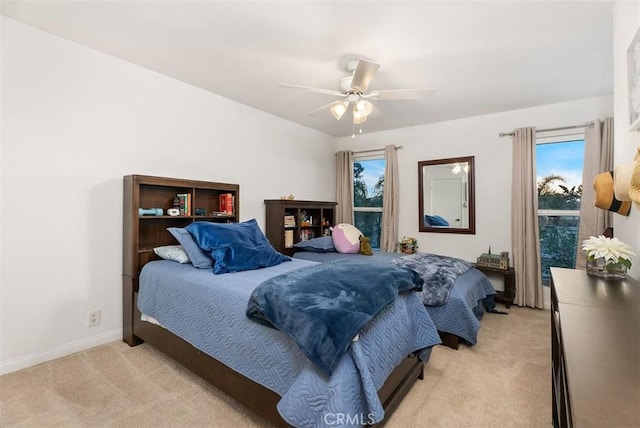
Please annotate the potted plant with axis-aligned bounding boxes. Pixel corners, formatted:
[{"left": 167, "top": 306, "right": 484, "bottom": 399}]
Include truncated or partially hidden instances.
[
  {"left": 397, "top": 236, "right": 418, "bottom": 254},
  {"left": 582, "top": 235, "right": 635, "bottom": 280}
]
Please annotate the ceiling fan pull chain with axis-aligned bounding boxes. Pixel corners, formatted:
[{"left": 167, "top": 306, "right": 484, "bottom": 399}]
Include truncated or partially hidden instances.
[{"left": 352, "top": 122, "right": 356, "bottom": 139}]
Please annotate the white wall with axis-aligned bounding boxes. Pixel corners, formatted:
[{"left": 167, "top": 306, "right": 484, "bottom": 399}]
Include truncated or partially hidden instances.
[
  {"left": 0, "top": 17, "right": 336, "bottom": 374},
  {"left": 337, "top": 96, "right": 613, "bottom": 269},
  {"left": 3, "top": 5, "right": 637, "bottom": 375},
  {"left": 613, "top": 1, "right": 640, "bottom": 280}
]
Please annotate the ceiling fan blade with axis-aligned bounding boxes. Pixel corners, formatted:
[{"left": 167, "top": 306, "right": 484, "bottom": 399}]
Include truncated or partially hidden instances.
[
  {"left": 306, "top": 99, "right": 349, "bottom": 117},
  {"left": 350, "top": 60, "right": 380, "bottom": 93},
  {"left": 371, "top": 102, "right": 383, "bottom": 116},
  {"left": 279, "top": 83, "right": 343, "bottom": 97},
  {"left": 368, "top": 88, "right": 435, "bottom": 100}
]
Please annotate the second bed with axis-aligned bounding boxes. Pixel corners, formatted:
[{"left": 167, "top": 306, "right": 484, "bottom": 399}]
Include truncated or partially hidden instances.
[{"left": 293, "top": 250, "right": 497, "bottom": 349}]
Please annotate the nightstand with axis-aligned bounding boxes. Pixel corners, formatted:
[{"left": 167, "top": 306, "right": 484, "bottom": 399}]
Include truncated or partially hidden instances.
[{"left": 473, "top": 264, "right": 515, "bottom": 308}]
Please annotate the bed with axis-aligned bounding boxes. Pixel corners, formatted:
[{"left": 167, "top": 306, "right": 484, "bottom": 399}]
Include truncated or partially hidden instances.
[
  {"left": 137, "top": 258, "right": 440, "bottom": 426},
  {"left": 292, "top": 250, "right": 497, "bottom": 350},
  {"left": 122, "top": 175, "right": 441, "bottom": 428}
]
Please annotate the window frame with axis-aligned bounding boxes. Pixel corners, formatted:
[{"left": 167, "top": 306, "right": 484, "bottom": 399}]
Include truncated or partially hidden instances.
[{"left": 536, "top": 131, "right": 585, "bottom": 285}]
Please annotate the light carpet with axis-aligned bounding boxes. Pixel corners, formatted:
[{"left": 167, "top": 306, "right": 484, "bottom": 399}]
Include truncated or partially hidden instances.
[{"left": 1, "top": 306, "right": 551, "bottom": 427}]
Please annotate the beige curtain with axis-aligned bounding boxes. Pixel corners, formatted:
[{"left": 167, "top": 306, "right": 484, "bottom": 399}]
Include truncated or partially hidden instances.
[
  {"left": 511, "top": 127, "right": 544, "bottom": 309},
  {"left": 380, "top": 145, "right": 399, "bottom": 251},
  {"left": 335, "top": 151, "right": 354, "bottom": 225},
  {"left": 575, "top": 118, "right": 614, "bottom": 269}
]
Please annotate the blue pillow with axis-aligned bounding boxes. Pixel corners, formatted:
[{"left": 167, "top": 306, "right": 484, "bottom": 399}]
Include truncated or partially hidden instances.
[
  {"left": 167, "top": 227, "right": 213, "bottom": 269},
  {"left": 424, "top": 214, "right": 450, "bottom": 227},
  {"left": 293, "top": 236, "right": 336, "bottom": 252},
  {"left": 185, "top": 219, "right": 290, "bottom": 274}
]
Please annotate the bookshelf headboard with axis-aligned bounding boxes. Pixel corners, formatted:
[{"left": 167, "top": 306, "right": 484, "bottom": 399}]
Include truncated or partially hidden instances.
[{"left": 122, "top": 174, "right": 239, "bottom": 344}]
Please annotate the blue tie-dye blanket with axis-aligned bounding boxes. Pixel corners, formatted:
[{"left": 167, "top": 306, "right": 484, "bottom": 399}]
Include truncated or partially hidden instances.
[
  {"left": 391, "top": 253, "right": 473, "bottom": 306},
  {"left": 246, "top": 259, "right": 424, "bottom": 376}
]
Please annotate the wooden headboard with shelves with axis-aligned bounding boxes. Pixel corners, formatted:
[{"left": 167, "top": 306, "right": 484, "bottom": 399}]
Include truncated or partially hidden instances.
[{"left": 122, "top": 174, "right": 239, "bottom": 344}]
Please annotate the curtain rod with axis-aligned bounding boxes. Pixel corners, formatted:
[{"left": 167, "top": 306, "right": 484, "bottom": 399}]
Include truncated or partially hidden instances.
[
  {"left": 498, "top": 122, "right": 595, "bottom": 138},
  {"left": 336, "top": 145, "right": 403, "bottom": 155}
]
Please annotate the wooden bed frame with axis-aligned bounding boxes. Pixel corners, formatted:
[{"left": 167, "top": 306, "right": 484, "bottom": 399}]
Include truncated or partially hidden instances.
[
  {"left": 438, "top": 331, "right": 461, "bottom": 350},
  {"left": 122, "top": 174, "right": 425, "bottom": 427}
]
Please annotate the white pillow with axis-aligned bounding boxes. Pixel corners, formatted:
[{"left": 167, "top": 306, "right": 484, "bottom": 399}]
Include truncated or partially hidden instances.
[
  {"left": 153, "top": 245, "right": 190, "bottom": 264},
  {"left": 331, "top": 223, "right": 363, "bottom": 254}
]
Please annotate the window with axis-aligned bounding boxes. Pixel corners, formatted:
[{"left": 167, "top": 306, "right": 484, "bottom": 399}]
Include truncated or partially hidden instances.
[
  {"left": 353, "top": 152, "right": 385, "bottom": 249},
  {"left": 536, "top": 135, "right": 585, "bottom": 286}
]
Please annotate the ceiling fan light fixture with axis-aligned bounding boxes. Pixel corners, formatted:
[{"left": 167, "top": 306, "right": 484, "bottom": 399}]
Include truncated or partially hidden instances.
[
  {"left": 356, "top": 100, "right": 373, "bottom": 117},
  {"left": 353, "top": 108, "right": 368, "bottom": 124},
  {"left": 329, "top": 101, "right": 349, "bottom": 120}
]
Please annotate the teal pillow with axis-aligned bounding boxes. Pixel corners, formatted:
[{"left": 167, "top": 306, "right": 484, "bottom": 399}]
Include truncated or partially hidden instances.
[{"left": 186, "top": 219, "right": 290, "bottom": 274}]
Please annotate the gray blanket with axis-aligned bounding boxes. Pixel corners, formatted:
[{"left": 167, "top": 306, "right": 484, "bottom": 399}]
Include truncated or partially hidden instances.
[
  {"left": 246, "top": 259, "right": 424, "bottom": 376},
  {"left": 391, "top": 253, "right": 473, "bottom": 306}
]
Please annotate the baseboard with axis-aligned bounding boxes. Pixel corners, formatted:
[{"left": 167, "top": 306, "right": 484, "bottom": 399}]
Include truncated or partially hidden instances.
[{"left": 0, "top": 329, "right": 122, "bottom": 375}]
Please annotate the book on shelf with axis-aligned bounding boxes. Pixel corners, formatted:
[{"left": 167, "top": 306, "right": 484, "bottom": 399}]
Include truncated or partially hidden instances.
[
  {"left": 176, "top": 193, "right": 191, "bottom": 216},
  {"left": 284, "top": 230, "right": 294, "bottom": 248},
  {"left": 219, "top": 193, "right": 234, "bottom": 215},
  {"left": 284, "top": 215, "right": 296, "bottom": 227}
]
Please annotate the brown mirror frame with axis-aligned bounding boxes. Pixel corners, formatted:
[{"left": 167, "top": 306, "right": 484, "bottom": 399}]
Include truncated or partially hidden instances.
[{"left": 418, "top": 156, "right": 476, "bottom": 234}]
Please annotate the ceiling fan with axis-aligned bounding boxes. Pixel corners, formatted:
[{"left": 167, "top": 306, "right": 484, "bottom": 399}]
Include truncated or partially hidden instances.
[{"left": 280, "top": 58, "right": 434, "bottom": 134}]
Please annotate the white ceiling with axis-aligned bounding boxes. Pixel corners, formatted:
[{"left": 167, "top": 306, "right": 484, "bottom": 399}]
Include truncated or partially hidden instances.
[{"left": 1, "top": 1, "right": 615, "bottom": 137}]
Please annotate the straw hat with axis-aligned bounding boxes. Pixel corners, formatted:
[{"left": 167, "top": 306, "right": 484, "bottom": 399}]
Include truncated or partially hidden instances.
[
  {"left": 614, "top": 162, "right": 633, "bottom": 201},
  {"left": 593, "top": 171, "right": 631, "bottom": 216},
  {"left": 614, "top": 147, "right": 640, "bottom": 207},
  {"left": 628, "top": 147, "right": 640, "bottom": 207}
]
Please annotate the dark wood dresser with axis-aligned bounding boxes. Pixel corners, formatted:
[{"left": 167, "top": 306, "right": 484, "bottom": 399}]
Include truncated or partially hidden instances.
[{"left": 550, "top": 267, "right": 639, "bottom": 427}]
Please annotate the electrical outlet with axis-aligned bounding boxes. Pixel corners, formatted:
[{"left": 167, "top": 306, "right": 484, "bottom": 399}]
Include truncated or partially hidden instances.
[{"left": 88, "top": 309, "right": 101, "bottom": 327}]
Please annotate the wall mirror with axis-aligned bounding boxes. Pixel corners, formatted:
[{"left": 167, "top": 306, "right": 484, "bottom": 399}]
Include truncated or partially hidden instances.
[{"left": 418, "top": 156, "right": 475, "bottom": 234}]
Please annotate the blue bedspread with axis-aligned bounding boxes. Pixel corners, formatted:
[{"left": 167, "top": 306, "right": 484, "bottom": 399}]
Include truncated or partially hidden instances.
[
  {"left": 246, "top": 259, "right": 424, "bottom": 376},
  {"left": 137, "top": 259, "right": 441, "bottom": 427}
]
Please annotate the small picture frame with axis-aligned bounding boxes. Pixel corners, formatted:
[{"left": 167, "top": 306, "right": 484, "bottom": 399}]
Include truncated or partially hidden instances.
[{"left": 628, "top": 26, "right": 640, "bottom": 131}]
